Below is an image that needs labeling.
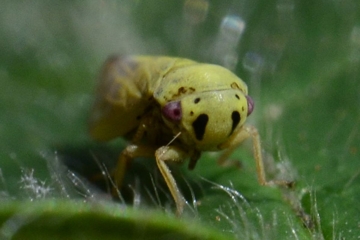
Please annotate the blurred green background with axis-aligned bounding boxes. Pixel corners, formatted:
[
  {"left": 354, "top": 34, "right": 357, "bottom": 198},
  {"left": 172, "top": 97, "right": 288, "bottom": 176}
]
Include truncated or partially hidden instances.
[{"left": 1, "top": 0, "right": 359, "bottom": 239}]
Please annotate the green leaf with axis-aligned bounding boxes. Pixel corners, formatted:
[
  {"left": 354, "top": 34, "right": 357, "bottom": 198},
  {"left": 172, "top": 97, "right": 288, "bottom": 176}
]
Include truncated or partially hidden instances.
[{"left": 0, "top": 200, "right": 233, "bottom": 240}]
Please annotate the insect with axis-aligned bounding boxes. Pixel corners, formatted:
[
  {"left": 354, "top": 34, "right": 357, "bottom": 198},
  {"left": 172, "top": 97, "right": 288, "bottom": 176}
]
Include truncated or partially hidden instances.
[{"left": 89, "top": 55, "right": 289, "bottom": 216}]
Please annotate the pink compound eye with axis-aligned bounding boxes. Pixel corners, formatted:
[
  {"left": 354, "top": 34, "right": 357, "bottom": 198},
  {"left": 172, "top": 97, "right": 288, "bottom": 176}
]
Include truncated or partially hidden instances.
[
  {"left": 162, "top": 101, "right": 182, "bottom": 121},
  {"left": 246, "top": 95, "right": 254, "bottom": 116}
]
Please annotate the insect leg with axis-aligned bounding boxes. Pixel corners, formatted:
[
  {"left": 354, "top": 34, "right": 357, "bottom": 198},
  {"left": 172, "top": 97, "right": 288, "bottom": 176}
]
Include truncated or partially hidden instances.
[
  {"left": 220, "top": 125, "right": 292, "bottom": 187},
  {"left": 113, "top": 145, "right": 157, "bottom": 194},
  {"left": 217, "top": 128, "right": 249, "bottom": 168},
  {"left": 244, "top": 125, "right": 293, "bottom": 187},
  {"left": 113, "top": 115, "right": 154, "bottom": 189},
  {"left": 155, "top": 146, "right": 189, "bottom": 216}
]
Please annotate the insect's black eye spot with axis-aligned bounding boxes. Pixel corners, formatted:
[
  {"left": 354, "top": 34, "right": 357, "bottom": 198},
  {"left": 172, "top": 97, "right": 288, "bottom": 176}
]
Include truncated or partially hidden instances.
[
  {"left": 230, "top": 111, "right": 241, "bottom": 136},
  {"left": 235, "top": 94, "right": 240, "bottom": 100},
  {"left": 194, "top": 98, "right": 201, "bottom": 104},
  {"left": 162, "top": 101, "right": 182, "bottom": 121},
  {"left": 192, "top": 114, "right": 208, "bottom": 141},
  {"left": 190, "top": 111, "right": 194, "bottom": 116}
]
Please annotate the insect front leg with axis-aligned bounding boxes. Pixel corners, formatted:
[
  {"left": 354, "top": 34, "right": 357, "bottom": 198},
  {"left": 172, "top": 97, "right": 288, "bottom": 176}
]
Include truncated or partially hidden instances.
[
  {"left": 155, "top": 145, "right": 189, "bottom": 216},
  {"left": 113, "top": 144, "right": 157, "bottom": 196},
  {"left": 113, "top": 116, "right": 155, "bottom": 193},
  {"left": 217, "top": 128, "right": 250, "bottom": 169},
  {"left": 219, "top": 125, "right": 292, "bottom": 187}
]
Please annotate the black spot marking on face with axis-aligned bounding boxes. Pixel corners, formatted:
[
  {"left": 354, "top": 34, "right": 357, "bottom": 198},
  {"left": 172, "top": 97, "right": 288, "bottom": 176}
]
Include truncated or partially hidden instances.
[
  {"left": 230, "top": 111, "right": 241, "bottom": 135},
  {"left": 235, "top": 94, "right": 240, "bottom": 100},
  {"left": 190, "top": 111, "right": 194, "bottom": 116},
  {"left": 194, "top": 98, "right": 201, "bottom": 104},
  {"left": 192, "top": 114, "right": 209, "bottom": 141}
]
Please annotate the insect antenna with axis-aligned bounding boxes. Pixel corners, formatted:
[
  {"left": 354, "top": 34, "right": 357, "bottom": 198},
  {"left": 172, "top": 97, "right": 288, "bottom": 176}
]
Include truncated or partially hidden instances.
[{"left": 166, "top": 132, "right": 182, "bottom": 147}]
